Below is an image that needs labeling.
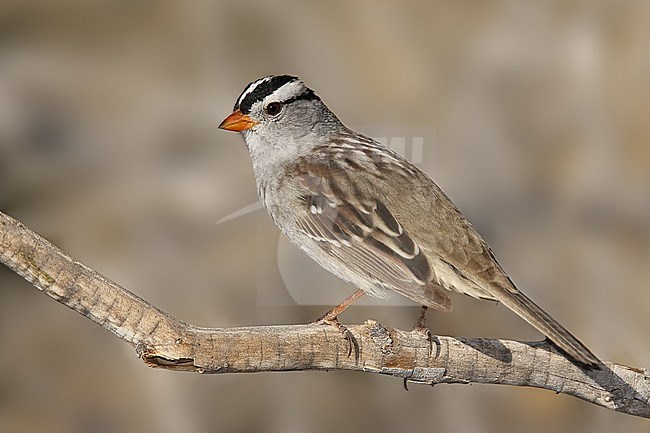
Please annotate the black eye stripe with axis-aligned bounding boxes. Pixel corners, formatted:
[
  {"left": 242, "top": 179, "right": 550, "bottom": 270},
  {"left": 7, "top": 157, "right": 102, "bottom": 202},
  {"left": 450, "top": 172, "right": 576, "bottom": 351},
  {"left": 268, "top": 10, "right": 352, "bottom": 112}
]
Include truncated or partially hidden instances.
[{"left": 283, "top": 89, "right": 320, "bottom": 105}]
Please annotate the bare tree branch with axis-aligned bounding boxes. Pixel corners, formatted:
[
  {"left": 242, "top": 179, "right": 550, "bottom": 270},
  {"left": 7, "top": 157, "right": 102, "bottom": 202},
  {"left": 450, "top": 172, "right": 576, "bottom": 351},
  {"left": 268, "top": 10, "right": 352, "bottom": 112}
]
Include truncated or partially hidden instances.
[{"left": 1, "top": 210, "right": 648, "bottom": 418}]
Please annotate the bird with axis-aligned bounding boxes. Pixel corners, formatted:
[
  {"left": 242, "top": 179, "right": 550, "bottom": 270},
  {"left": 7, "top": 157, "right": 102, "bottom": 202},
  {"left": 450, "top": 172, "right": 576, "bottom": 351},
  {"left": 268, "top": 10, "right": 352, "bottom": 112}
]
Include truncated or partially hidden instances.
[{"left": 218, "top": 74, "right": 600, "bottom": 368}]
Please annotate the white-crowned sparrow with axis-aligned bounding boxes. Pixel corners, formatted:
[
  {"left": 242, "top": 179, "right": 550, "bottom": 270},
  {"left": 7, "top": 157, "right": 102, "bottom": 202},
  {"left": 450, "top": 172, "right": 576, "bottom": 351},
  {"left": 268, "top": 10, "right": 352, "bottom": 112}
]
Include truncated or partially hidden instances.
[{"left": 219, "top": 74, "right": 600, "bottom": 368}]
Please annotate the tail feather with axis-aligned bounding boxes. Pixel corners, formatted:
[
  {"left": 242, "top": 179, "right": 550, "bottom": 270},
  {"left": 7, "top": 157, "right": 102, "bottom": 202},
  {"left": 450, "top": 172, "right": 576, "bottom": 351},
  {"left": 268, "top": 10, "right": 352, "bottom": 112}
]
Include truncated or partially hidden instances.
[{"left": 493, "top": 286, "right": 601, "bottom": 369}]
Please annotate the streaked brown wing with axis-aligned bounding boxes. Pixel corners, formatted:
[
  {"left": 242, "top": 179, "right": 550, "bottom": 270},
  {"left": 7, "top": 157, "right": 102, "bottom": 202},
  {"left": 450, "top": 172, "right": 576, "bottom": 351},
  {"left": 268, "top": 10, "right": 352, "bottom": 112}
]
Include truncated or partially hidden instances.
[{"left": 291, "top": 156, "right": 452, "bottom": 312}]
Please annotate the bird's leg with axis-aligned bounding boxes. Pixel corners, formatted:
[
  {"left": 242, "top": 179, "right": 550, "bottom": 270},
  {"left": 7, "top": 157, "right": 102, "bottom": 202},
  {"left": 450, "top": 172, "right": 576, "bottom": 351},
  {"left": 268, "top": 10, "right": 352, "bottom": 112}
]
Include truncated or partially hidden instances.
[
  {"left": 314, "top": 289, "right": 365, "bottom": 359},
  {"left": 318, "top": 289, "right": 365, "bottom": 321},
  {"left": 415, "top": 305, "right": 429, "bottom": 329},
  {"left": 413, "top": 305, "right": 434, "bottom": 356}
]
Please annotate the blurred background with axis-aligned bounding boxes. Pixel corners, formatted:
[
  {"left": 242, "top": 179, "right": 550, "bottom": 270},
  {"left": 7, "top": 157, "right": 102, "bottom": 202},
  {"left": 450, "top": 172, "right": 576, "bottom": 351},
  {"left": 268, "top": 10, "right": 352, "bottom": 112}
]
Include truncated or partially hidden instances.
[{"left": 1, "top": 1, "right": 649, "bottom": 432}]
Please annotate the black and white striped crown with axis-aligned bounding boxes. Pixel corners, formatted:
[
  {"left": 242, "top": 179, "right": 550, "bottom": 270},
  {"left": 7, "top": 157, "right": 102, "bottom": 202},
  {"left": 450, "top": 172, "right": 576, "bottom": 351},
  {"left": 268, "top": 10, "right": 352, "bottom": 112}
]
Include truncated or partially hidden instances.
[{"left": 234, "top": 75, "right": 320, "bottom": 114}]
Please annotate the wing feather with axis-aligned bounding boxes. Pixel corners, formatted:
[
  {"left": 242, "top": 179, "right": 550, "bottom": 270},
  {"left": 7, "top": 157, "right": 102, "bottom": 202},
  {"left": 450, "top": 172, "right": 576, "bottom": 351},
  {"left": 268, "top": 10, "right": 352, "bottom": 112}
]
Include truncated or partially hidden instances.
[{"left": 290, "top": 151, "right": 452, "bottom": 311}]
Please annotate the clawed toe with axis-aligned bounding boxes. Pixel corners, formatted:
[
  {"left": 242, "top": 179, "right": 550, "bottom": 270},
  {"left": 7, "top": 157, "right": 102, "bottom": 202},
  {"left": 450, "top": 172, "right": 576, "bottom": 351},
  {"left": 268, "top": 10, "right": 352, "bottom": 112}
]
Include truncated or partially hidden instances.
[{"left": 315, "top": 316, "right": 359, "bottom": 361}]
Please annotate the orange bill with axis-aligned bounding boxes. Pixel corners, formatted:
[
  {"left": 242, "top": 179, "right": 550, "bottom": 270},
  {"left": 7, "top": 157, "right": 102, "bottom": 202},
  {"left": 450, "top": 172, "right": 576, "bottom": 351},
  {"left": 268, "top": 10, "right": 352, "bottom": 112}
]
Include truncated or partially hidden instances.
[{"left": 219, "top": 109, "right": 257, "bottom": 131}]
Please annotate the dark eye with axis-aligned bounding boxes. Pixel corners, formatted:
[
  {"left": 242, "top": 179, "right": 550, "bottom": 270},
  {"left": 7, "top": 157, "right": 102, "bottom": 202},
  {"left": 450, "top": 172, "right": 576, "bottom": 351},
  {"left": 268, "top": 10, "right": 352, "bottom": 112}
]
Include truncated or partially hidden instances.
[{"left": 265, "top": 102, "right": 282, "bottom": 116}]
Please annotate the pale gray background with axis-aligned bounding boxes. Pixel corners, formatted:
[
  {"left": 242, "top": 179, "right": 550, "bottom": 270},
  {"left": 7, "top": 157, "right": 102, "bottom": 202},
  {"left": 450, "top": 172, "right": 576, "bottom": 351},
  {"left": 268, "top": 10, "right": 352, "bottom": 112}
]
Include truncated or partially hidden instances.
[{"left": 1, "top": 1, "right": 649, "bottom": 432}]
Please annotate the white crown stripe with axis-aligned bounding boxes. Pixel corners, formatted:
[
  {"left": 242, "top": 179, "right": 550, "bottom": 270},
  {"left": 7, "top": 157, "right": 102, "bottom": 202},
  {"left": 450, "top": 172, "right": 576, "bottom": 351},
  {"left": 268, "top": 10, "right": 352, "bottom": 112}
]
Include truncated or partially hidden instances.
[
  {"left": 235, "top": 76, "right": 273, "bottom": 108},
  {"left": 266, "top": 80, "right": 309, "bottom": 104}
]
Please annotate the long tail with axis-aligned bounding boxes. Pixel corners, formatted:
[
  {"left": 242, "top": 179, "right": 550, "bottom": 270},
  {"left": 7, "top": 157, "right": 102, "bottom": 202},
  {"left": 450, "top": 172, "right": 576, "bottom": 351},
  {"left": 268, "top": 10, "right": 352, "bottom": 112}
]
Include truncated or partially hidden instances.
[{"left": 493, "top": 286, "right": 601, "bottom": 368}]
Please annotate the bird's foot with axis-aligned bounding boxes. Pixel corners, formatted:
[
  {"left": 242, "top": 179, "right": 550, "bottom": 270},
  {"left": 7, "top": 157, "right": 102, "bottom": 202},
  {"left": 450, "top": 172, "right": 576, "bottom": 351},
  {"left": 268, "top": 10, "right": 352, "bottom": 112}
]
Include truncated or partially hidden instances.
[
  {"left": 313, "top": 313, "right": 359, "bottom": 361},
  {"left": 310, "top": 290, "right": 365, "bottom": 360}
]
